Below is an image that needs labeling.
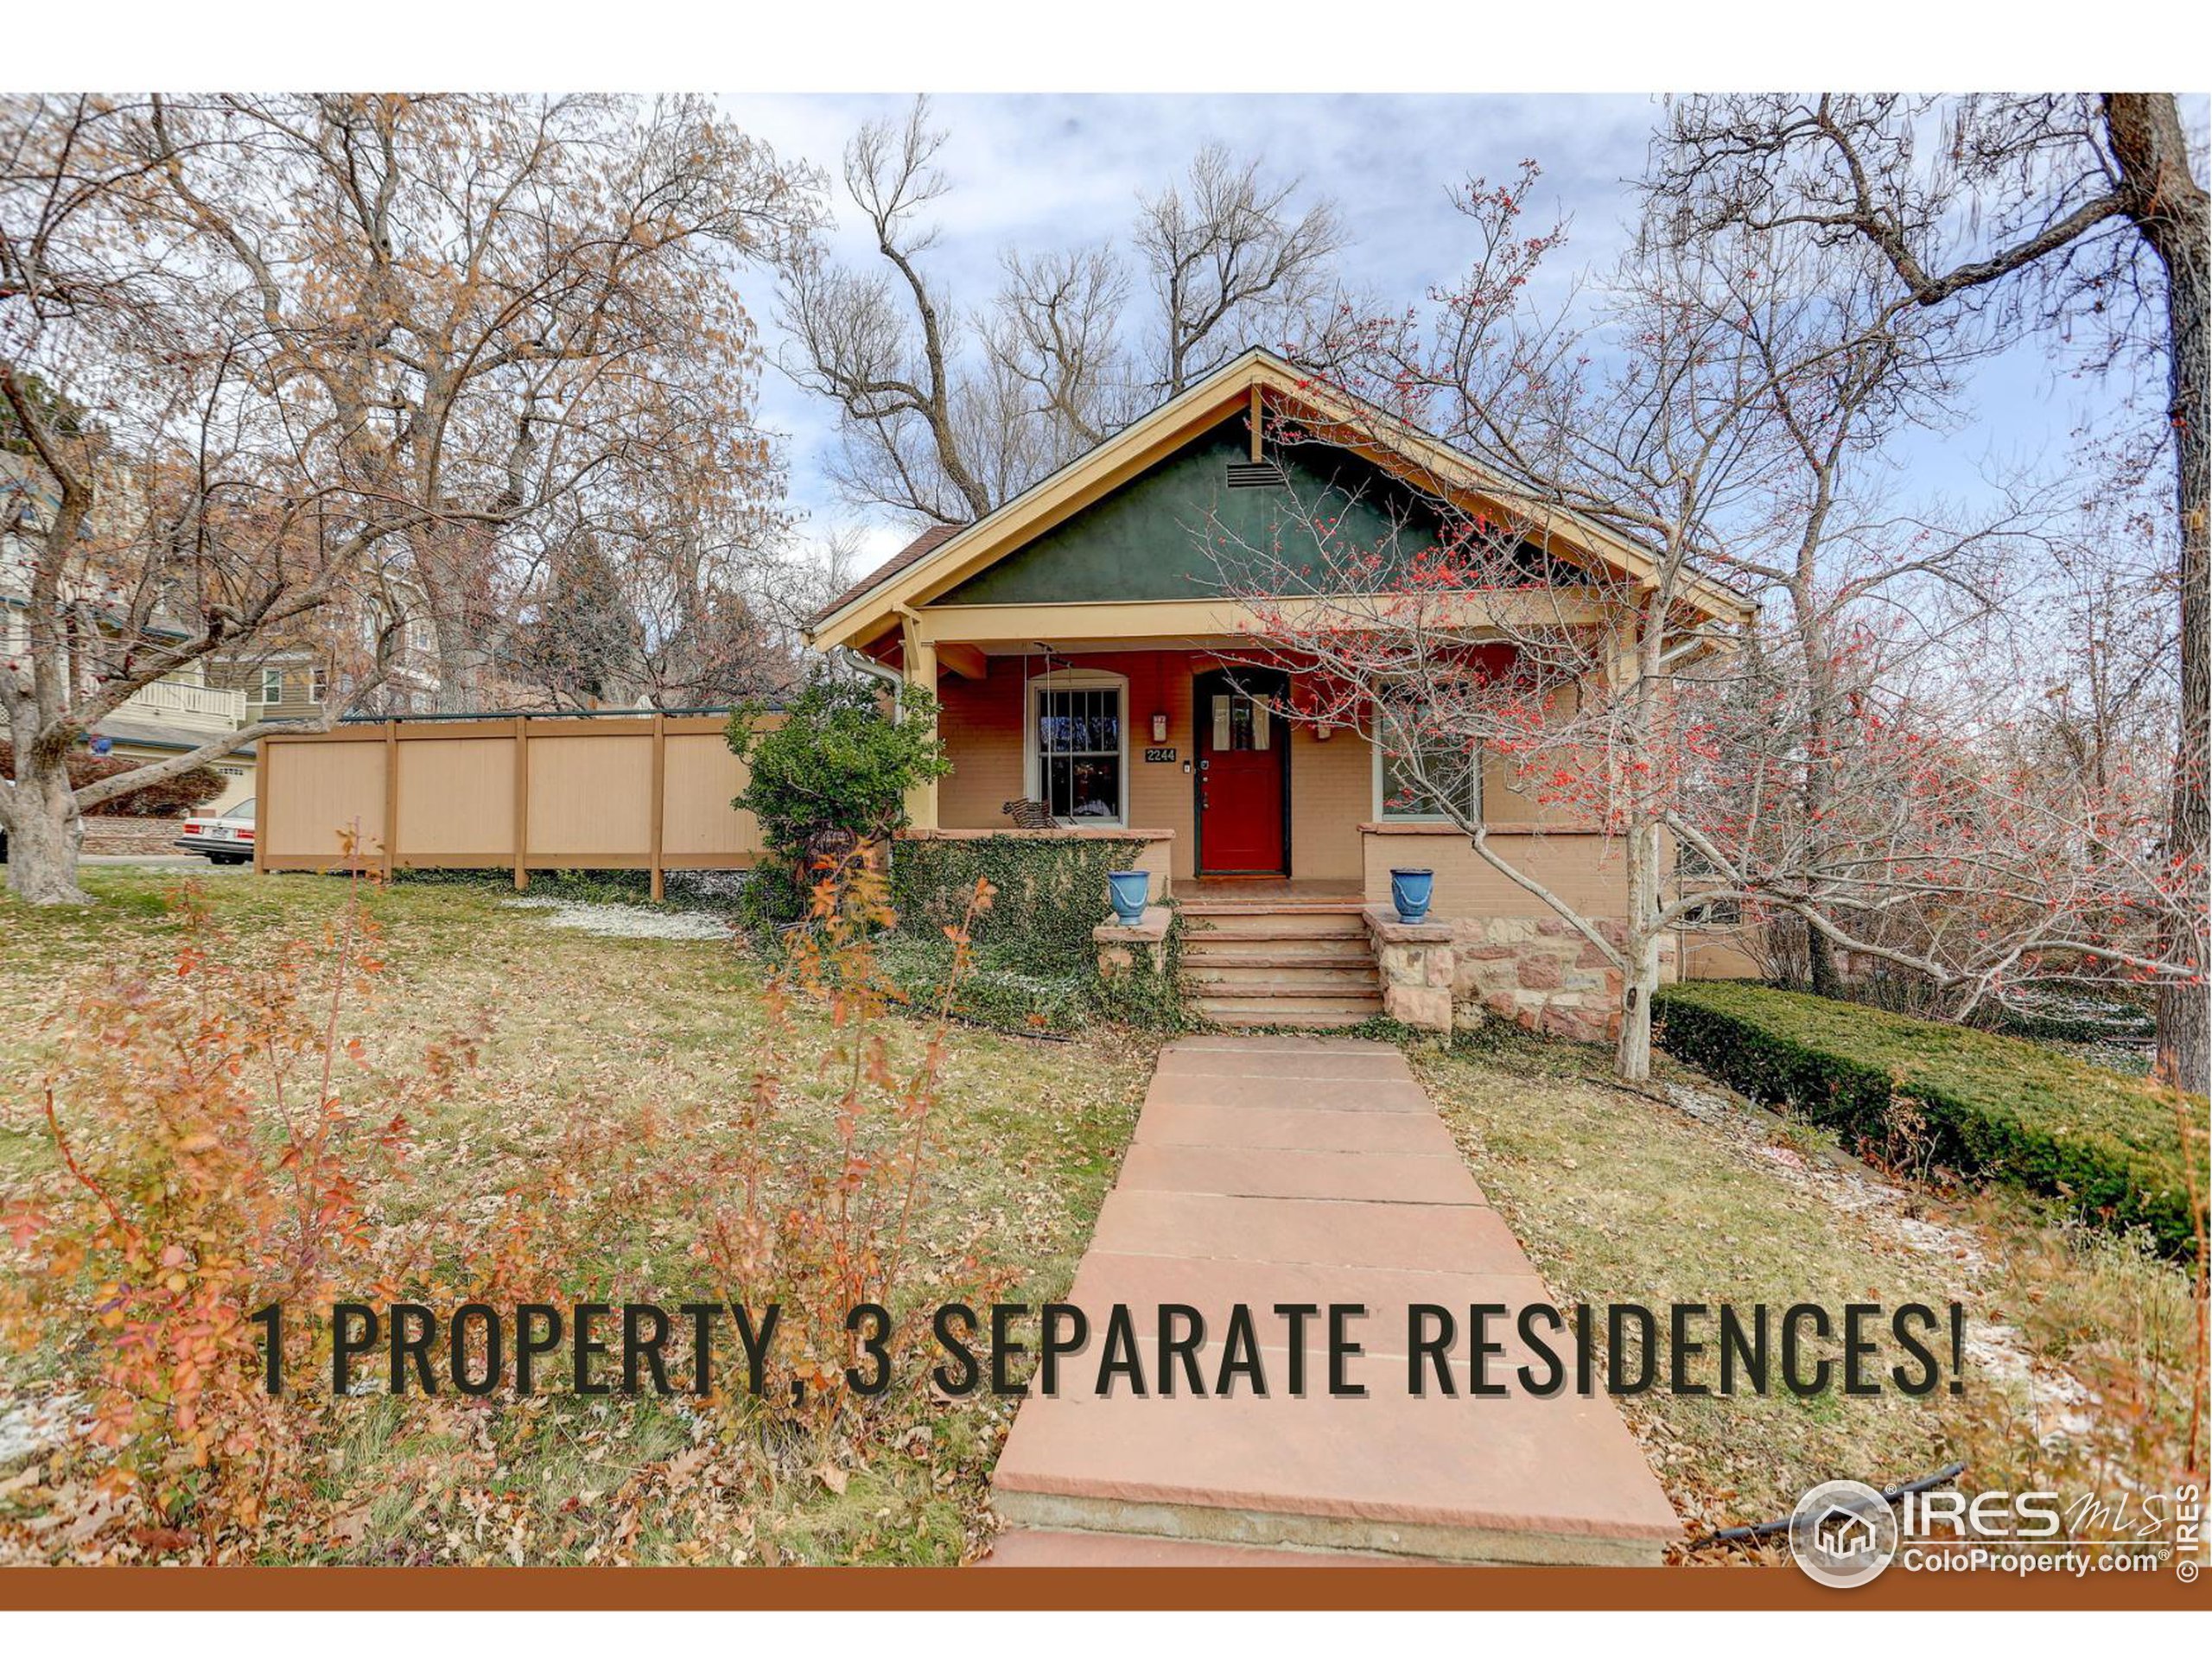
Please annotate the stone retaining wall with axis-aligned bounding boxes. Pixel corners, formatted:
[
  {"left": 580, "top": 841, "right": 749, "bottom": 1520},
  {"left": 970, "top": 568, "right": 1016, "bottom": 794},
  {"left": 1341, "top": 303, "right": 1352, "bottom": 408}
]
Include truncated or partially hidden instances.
[
  {"left": 1094, "top": 905, "right": 1173, "bottom": 979},
  {"left": 1365, "top": 909, "right": 1676, "bottom": 1042}
]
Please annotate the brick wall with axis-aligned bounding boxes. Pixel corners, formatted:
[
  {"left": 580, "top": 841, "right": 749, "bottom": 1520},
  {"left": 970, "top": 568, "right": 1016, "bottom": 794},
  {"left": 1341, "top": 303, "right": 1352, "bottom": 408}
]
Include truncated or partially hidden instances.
[{"left": 78, "top": 816, "right": 186, "bottom": 855}]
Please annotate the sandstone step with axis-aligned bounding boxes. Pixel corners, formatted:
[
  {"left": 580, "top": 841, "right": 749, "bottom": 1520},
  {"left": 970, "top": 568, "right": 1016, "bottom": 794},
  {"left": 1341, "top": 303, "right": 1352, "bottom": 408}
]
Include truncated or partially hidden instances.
[
  {"left": 1185, "top": 963, "right": 1382, "bottom": 994},
  {"left": 981, "top": 1528, "right": 1430, "bottom": 1567},
  {"left": 1182, "top": 898, "right": 1367, "bottom": 913},
  {"left": 1181, "top": 913, "right": 1369, "bottom": 940},
  {"left": 1196, "top": 995, "right": 1384, "bottom": 1027},
  {"left": 1181, "top": 937, "right": 1376, "bottom": 964},
  {"left": 1202, "top": 1010, "right": 1381, "bottom": 1030}
]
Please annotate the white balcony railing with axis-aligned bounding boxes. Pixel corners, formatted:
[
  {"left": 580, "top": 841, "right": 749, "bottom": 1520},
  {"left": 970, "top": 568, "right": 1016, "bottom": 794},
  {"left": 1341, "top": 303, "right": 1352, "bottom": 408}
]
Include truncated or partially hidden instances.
[{"left": 120, "top": 677, "right": 247, "bottom": 733}]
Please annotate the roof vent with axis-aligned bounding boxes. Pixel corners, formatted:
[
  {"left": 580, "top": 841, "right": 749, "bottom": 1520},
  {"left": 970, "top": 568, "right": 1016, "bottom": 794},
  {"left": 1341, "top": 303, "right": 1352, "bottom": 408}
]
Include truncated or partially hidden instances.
[{"left": 1225, "top": 461, "right": 1285, "bottom": 490}]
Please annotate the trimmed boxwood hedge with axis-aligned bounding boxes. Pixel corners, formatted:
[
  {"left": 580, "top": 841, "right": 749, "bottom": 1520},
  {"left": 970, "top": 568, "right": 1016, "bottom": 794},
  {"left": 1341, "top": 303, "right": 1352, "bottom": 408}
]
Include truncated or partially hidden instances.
[{"left": 1652, "top": 982, "right": 2202, "bottom": 1256}]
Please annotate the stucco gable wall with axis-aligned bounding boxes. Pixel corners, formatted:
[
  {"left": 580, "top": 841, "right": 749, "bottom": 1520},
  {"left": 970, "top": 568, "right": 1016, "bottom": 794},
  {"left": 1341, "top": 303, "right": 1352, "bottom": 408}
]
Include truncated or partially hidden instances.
[{"left": 931, "top": 422, "right": 1455, "bottom": 609}]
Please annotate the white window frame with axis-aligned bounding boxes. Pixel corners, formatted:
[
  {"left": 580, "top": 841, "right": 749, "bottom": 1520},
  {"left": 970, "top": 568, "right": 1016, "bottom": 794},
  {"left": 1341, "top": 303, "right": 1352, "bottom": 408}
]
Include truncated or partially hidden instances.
[
  {"left": 1024, "top": 667, "right": 1129, "bottom": 828},
  {"left": 308, "top": 664, "right": 327, "bottom": 702},
  {"left": 1370, "top": 690, "right": 1483, "bottom": 823},
  {"left": 253, "top": 667, "right": 283, "bottom": 705}
]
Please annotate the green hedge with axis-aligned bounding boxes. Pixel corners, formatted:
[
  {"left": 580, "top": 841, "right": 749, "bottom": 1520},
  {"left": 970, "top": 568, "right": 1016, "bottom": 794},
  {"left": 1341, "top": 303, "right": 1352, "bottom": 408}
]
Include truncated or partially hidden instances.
[{"left": 1652, "top": 982, "right": 2202, "bottom": 1256}]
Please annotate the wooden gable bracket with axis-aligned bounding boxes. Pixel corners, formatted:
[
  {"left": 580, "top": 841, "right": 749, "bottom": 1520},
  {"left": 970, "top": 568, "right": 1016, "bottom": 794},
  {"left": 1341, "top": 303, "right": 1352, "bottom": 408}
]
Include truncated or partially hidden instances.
[
  {"left": 899, "top": 604, "right": 985, "bottom": 679},
  {"left": 937, "top": 641, "right": 988, "bottom": 680}
]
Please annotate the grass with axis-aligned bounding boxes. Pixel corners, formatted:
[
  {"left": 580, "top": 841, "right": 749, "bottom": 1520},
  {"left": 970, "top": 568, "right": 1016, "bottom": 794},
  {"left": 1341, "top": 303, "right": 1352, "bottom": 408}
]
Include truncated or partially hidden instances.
[
  {"left": 1408, "top": 1023, "right": 2203, "bottom": 1554},
  {"left": 1654, "top": 981, "right": 2200, "bottom": 1254},
  {"left": 3, "top": 871, "right": 2198, "bottom": 1566},
  {"left": 0, "top": 870, "right": 1155, "bottom": 1565}
]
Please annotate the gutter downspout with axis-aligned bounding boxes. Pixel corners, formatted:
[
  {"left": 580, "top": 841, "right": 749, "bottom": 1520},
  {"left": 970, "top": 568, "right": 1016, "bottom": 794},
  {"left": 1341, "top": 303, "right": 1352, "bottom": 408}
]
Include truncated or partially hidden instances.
[{"left": 835, "top": 645, "right": 905, "bottom": 723}]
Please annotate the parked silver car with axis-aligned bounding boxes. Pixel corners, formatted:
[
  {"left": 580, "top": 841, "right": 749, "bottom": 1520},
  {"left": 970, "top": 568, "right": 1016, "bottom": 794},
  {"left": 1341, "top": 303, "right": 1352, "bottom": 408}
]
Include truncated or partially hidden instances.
[{"left": 175, "top": 798, "right": 257, "bottom": 866}]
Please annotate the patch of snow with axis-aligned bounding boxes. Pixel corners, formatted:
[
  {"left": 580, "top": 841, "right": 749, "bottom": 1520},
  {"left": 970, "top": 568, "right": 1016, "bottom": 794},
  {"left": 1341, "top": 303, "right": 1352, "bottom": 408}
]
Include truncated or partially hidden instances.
[
  {"left": 1658, "top": 1077, "right": 2094, "bottom": 1446},
  {"left": 502, "top": 897, "right": 734, "bottom": 942},
  {"left": 0, "top": 1394, "right": 79, "bottom": 1466}
]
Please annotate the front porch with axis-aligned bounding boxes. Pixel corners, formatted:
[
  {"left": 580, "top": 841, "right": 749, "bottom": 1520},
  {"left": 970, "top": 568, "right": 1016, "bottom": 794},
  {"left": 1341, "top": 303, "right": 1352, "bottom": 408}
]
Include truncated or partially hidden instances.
[
  {"left": 895, "top": 642, "right": 1662, "bottom": 1034},
  {"left": 909, "top": 644, "right": 1376, "bottom": 895}
]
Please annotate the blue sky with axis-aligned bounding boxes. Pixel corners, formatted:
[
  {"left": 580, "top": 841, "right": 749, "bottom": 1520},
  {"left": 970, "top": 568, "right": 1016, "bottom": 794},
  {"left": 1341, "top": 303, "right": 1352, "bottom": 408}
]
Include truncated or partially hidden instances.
[{"left": 723, "top": 92, "right": 2192, "bottom": 577}]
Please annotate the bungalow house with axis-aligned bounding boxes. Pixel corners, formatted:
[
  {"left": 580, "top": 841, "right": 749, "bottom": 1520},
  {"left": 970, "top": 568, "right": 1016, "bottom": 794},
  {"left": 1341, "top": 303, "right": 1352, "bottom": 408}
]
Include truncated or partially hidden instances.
[{"left": 805, "top": 349, "right": 1763, "bottom": 1032}]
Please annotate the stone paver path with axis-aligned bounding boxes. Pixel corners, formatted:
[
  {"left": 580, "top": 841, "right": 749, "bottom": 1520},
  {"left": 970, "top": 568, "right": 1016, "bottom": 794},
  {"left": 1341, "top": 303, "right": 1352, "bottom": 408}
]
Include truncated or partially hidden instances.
[{"left": 985, "top": 1035, "right": 1679, "bottom": 1566}]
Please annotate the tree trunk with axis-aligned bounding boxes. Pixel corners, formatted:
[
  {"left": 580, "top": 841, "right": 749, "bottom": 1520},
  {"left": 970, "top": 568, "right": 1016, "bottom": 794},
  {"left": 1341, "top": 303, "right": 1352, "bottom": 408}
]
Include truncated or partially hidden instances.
[
  {"left": 1616, "top": 818, "right": 1665, "bottom": 1082},
  {"left": 2, "top": 753, "right": 91, "bottom": 906},
  {"left": 2106, "top": 93, "right": 2209, "bottom": 1095},
  {"left": 433, "top": 623, "right": 493, "bottom": 715},
  {"left": 1801, "top": 666, "right": 1844, "bottom": 999}
]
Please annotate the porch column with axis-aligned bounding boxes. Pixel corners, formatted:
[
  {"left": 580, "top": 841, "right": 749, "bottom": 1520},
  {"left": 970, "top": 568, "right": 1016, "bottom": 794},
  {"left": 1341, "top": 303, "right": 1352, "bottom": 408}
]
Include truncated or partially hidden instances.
[{"left": 900, "top": 617, "right": 939, "bottom": 831}]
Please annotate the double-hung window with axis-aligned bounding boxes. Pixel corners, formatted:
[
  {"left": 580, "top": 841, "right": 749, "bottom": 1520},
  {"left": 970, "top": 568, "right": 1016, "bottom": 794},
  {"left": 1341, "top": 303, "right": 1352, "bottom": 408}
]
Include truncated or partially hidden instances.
[
  {"left": 254, "top": 667, "right": 283, "bottom": 706},
  {"left": 1028, "top": 671, "right": 1127, "bottom": 825},
  {"left": 1374, "top": 686, "right": 1481, "bottom": 823}
]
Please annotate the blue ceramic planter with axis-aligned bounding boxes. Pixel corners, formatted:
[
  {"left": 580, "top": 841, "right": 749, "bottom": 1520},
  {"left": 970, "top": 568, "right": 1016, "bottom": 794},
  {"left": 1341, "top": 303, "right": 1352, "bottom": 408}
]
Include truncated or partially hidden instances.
[
  {"left": 1107, "top": 869, "right": 1151, "bottom": 925},
  {"left": 1390, "top": 867, "right": 1435, "bottom": 925}
]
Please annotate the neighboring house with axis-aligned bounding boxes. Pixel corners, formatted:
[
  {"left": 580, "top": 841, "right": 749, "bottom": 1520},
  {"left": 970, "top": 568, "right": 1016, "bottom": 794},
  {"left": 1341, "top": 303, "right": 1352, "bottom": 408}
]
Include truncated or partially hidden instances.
[
  {"left": 2, "top": 451, "right": 257, "bottom": 812},
  {"left": 806, "top": 349, "right": 1760, "bottom": 1029},
  {"left": 207, "top": 576, "right": 442, "bottom": 730}
]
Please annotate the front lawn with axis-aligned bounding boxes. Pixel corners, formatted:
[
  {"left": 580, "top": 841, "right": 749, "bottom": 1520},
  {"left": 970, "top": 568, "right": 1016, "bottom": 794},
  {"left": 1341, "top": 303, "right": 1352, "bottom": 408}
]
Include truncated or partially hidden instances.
[
  {"left": 3, "top": 870, "right": 2198, "bottom": 1567},
  {"left": 1410, "top": 1027, "right": 2203, "bottom": 1554},
  {"left": 0, "top": 871, "right": 1154, "bottom": 1565}
]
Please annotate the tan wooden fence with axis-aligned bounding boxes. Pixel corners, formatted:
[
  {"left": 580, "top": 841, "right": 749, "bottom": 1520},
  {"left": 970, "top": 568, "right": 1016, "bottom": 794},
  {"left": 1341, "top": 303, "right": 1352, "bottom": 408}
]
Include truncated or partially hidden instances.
[{"left": 254, "top": 712, "right": 778, "bottom": 897}]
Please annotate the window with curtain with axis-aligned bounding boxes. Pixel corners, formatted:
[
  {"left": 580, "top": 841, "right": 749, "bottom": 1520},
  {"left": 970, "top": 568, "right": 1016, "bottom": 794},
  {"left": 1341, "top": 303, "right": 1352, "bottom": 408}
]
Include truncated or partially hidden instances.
[
  {"left": 1034, "top": 682, "right": 1124, "bottom": 822},
  {"left": 1209, "top": 690, "right": 1270, "bottom": 752}
]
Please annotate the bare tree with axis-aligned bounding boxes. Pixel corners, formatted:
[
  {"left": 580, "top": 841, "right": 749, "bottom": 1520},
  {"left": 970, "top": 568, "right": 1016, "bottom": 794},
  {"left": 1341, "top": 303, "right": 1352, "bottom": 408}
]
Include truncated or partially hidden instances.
[
  {"left": 983, "top": 245, "right": 1135, "bottom": 453},
  {"left": 1, "top": 97, "right": 401, "bottom": 902},
  {"left": 1649, "top": 90, "right": 2208, "bottom": 1090},
  {"left": 506, "top": 479, "right": 804, "bottom": 710},
  {"left": 777, "top": 97, "right": 1003, "bottom": 525},
  {"left": 1135, "top": 142, "right": 1346, "bottom": 397},
  {"left": 781, "top": 105, "right": 1349, "bottom": 527},
  {"left": 1224, "top": 176, "right": 2189, "bottom": 1080},
  {"left": 146, "top": 93, "right": 814, "bottom": 712}
]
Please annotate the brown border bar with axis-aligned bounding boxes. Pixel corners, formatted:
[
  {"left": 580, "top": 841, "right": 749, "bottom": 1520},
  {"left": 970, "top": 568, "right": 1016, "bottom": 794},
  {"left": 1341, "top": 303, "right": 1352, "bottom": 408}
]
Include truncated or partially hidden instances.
[{"left": 0, "top": 1564, "right": 2199, "bottom": 1611}]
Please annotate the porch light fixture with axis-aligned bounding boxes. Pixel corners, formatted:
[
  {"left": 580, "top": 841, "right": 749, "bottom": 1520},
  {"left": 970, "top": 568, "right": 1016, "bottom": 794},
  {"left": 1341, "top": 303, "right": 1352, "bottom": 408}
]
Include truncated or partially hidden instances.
[{"left": 1151, "top": 712, "right": 1169, "bottom": 743}]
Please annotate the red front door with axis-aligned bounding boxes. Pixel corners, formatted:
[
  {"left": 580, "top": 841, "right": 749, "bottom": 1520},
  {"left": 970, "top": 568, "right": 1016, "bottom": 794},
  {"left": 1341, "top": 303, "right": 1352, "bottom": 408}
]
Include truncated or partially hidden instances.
[{"left": 1195, "top": 669, "right": 1287, "bottom": 875}]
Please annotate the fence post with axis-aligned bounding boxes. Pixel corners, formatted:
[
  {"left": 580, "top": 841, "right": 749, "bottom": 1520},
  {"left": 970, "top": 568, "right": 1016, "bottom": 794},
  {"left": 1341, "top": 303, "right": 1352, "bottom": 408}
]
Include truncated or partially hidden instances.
[
  {"left": 649, "top": 710, "right": 667, "bottom": 902},
  {"left": 512, "top": 715, "right": 530, "bottom": 893},
  {"left": 382, "top": 721, "right": 398, "bottom": 880}
]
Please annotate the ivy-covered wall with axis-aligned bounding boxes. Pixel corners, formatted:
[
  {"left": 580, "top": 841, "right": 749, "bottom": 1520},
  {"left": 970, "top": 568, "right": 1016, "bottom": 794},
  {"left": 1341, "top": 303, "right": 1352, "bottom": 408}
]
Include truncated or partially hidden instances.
[{"left": 883, "top": 832, "right": 1189, "bottom": 1032}]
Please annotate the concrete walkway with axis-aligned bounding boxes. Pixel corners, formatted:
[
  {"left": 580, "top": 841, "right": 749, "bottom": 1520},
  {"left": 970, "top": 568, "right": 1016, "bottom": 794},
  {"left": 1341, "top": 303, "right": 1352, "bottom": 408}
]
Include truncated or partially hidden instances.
[{"left": 985, "top": 1035, "right": 1679, "bottom": 1566}]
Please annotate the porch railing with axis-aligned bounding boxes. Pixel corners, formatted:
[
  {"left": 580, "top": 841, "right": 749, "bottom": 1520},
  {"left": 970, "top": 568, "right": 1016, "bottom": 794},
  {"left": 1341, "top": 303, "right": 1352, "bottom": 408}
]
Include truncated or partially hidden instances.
[{"left": 121, "top": 677, "right": 248, "bottom": 732}]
